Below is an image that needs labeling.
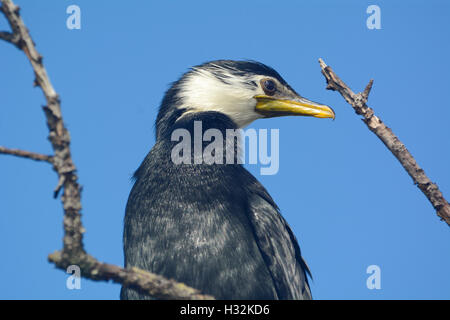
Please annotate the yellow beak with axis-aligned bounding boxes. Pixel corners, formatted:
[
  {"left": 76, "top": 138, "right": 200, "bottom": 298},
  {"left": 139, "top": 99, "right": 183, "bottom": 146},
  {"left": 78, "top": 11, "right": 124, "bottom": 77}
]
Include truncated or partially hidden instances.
[{"left": 254, "top": 95, "right": 335, "bottom": 120}]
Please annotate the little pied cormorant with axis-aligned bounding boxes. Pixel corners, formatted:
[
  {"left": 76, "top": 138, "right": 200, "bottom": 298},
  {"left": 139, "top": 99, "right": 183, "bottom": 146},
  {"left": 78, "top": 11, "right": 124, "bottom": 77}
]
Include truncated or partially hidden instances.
[{"left": 121, "top": 60, "right": 334, "bottom": 300}]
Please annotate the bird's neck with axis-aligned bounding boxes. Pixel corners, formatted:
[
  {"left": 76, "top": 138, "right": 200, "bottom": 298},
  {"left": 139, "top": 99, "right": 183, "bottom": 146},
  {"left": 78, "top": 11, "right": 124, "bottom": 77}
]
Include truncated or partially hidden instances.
[
  {"left": 165, "top": 111, "right": 238, "bottom": 136},
  {"left": 154, "top": 111, "right": 242, "bottom": 167}
]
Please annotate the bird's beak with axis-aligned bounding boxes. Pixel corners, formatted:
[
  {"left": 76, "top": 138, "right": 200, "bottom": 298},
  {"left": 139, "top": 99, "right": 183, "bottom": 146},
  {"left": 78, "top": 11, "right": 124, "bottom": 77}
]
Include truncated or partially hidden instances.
[{"left": 254, "top": 95, "right": 335, "bottom": 120}]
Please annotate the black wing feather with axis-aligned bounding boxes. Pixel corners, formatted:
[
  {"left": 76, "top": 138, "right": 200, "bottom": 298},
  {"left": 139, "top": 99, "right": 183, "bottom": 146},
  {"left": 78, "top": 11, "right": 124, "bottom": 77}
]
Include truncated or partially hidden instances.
[{"left": 246, "top": 179, "right": 312, "bottom": 300}]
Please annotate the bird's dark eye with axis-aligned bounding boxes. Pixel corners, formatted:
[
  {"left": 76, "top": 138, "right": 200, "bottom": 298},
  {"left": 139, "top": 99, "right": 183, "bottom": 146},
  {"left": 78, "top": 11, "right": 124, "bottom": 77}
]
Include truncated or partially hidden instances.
[{"left": 261, "top": 79, "right": 276, "bottom": 95}]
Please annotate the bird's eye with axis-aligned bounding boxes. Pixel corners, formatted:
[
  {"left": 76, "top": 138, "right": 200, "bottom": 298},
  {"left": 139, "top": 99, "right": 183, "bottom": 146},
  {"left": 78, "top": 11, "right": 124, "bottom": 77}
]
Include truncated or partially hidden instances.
[{"left": 261, "top": 79, "right": 276, "bottom": 95}]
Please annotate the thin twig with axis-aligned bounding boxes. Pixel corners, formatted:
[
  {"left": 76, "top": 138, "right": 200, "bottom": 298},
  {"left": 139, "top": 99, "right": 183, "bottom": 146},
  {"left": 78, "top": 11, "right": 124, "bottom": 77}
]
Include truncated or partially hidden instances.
[
  {"left": 0, "top": 30, "right": 19, "bottom": 47},
  {"left": 0, "top": 0, "right": 213, "bottom": 299},
  {"left": 0, "top": 146, "right": 53, "bottom": 163},
  {"left": 318, "top": 58, "right": 450, "bottom": 226}
]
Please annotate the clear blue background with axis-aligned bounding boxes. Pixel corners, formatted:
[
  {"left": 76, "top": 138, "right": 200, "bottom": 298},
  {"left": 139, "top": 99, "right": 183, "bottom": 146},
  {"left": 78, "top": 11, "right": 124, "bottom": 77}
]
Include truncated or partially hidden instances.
[{"left": 1, "top": 0, "right": 449, "bottom": 299}]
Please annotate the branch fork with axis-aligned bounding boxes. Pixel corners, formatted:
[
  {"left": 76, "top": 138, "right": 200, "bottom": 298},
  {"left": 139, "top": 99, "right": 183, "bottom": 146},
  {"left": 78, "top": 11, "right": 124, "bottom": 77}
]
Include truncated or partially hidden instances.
[{"left": 319, "top": 58, "right": 450, "bottom": 226}]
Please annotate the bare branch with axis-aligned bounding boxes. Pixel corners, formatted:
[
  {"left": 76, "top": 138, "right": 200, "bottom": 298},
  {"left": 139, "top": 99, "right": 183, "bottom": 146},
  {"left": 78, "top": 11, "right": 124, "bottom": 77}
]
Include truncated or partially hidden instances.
[
  {"left": 48, "top": 252, "right": 213, "bottom": 300},
  {"left": 0, "top": 146, "right": 53, "bottom": 163},
  {"left": 318, "top": 58, "right": 450, "bottom": 226},
  {"left": 0, "top": 0, "right": 214, "bottom": 299}
]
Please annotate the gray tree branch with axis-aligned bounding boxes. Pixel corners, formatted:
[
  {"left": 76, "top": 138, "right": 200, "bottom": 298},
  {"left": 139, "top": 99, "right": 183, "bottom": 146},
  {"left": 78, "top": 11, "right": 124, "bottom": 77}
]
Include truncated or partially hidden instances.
[
  {"left": 318, "top": 58, "right": 450, "bottom": 227},
  {"left": 0, "top": 0, "right": 213, "bottom": 300},
  {"left": 0, "top": 146, "right": 53, "bottom": 163}
]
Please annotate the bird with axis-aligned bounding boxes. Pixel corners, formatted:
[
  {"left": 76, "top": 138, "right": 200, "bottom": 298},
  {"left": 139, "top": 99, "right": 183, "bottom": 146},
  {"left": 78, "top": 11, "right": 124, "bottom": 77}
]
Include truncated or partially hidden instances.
[{"left": 120, "top": 60, "right": 334, "bottom": 300}]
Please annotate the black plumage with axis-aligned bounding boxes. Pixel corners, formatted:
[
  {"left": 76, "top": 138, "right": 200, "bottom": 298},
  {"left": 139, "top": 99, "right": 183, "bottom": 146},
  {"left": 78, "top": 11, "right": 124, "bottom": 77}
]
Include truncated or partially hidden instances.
[{"left": 121, "top": 60, "right": 312, "bottom": 300}]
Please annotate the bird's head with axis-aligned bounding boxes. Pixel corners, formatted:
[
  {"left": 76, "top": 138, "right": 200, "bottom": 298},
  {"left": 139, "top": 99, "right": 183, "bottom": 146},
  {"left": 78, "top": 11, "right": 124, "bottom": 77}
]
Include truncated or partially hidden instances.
[{"left": 156, "top": 60, "right": 334, "bottom": 137}]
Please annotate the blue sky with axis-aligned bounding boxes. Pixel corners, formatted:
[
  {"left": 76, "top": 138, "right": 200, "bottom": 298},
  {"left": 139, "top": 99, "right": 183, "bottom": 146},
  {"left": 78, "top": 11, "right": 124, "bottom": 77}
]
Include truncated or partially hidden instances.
[{"left": 1, "top": 0, "right": 449, "bottom": 299}]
